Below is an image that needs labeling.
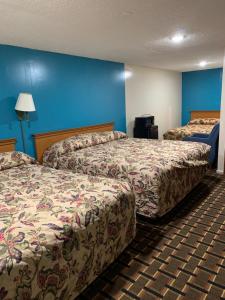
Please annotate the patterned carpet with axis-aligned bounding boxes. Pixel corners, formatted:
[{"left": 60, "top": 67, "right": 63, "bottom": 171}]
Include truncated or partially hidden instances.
[{"left": 78, "top": 172, "right": 225, "bottom": 300}]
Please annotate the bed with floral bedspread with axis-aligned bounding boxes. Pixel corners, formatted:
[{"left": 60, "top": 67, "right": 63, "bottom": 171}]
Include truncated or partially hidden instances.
[
  {"left": 163, "top": 118, "right": 219, "bottom": 140},
  {"left": 43, "top": 131, "right": 211, "bottom": 218},
  {"left": 0, "top": 151, "right": 135, "bottom": 300}
]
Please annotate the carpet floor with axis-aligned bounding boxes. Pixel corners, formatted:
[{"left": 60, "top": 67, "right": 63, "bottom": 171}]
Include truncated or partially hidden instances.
[{"left": 78, "top": 172, "right": 225, "bottom": 300}]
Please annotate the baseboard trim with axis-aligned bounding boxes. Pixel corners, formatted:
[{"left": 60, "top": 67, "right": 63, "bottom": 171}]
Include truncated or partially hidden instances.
[{"left": 216, "top": 169, "right": 224, "bottom": 175}]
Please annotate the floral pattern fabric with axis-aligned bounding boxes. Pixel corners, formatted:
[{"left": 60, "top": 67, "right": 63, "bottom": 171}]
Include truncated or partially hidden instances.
[
  {"left": 0, "top": 151, "right": 35, "bottom": 170},
  {"left": 163, "top": 124, "right": 215, "bottom": 140},
  {"left": 44, "top": 131, "right": 127, "bottom": 166},
  {"left": 188, "top": 118, "right": 219, "bottom": 125},
  {"left": 43, "top": 137, "right": 210, "bottom": 218},
  {"left": 0, "top": 152, "right": 136, "bottom": 299}
]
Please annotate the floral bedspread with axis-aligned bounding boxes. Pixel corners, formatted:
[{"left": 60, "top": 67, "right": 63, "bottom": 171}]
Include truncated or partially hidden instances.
[
  {"left": 0, "top": 152, "right": 136, "bottom": 299},
  {"left": 163, "top": 124, "right": 214, "bottom": 140},
  {"left": 43, "top": 136, "right": 210, "bottom": 218}
]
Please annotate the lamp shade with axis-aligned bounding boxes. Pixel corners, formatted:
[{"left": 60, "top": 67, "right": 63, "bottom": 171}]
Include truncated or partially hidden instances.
[{"left": 15, "top": 93, "right": 36, "bottom": 112}]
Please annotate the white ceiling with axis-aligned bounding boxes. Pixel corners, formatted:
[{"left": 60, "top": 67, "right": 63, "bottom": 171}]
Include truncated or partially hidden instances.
[{"left": 0, "top": 0, "right": 225, "bottom": 71}]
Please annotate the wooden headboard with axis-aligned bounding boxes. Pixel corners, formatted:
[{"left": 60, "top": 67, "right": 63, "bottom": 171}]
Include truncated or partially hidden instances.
[
  {"left": 0, "top": 138, "right": 16, "bottom": 153},
  {"left": 191, "top": 110, "right": 220, "bottom": 120},
  {"left": 33, "top": 122, "right": 114, "bottom": 162}
]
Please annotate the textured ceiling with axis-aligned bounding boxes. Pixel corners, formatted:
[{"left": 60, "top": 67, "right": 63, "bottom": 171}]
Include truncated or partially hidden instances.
[{"left": 0, "top": 0, "right": 225, "bottom": 71}]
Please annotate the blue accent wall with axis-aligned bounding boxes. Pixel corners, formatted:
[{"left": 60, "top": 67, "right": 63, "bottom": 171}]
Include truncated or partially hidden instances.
[
  {"left": 0, "top": 45, "right": 126, "bottom": 157},
  {"left": 182, "top": 68, "right": 223, "bottom": 125}
]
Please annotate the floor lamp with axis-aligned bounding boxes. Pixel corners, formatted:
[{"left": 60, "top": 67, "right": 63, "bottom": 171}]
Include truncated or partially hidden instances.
[{"left": 15, "top": 93, "right": 36, "bottom": 153}]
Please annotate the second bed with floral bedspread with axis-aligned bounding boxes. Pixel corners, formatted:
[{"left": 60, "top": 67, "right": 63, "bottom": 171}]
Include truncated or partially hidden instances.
[
  {"left": 43, "top": 131, "right": 211, "bottom": 218},
  {"left": 163, "top": 118, "right": 219, "bottom": 140}
]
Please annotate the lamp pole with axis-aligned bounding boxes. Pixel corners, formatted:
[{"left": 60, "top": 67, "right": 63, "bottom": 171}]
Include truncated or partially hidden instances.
[
  {"left": 16, "top": 111, "right": 27, "bottom": 153},
  {"left": 15, "top": 93, "right": 36, "bottom": 154},
  {"left": 20, "top": 119, "right": 26, "bottom": 153}
]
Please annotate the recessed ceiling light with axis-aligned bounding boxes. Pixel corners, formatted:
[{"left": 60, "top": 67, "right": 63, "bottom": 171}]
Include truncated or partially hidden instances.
[
  {"left": 171, "top": 33, "right": 185, "bottom": 44},
  {"left": 124, "top": 70, "right": 133, "bottom": 79},
  {"left": 199, "top": 61, "right": 207, "bottom": 67}
]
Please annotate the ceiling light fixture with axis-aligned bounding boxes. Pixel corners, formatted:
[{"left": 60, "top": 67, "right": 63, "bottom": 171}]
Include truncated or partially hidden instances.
[
  {"left": 199, "top": 61, "right": 207, "bottom": 67},
  {"left": 171, "top": 33, "right": 185, "bottom": 44}
]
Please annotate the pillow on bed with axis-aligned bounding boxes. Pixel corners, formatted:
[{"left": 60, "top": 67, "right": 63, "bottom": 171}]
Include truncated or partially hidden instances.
[
  {"left": 43, "top": 131, "right": 127, "bottom": 166},
  {"left": 189, "top": 118, "right": 219, "bottom": 125},
  {"left": 0, "top": 151, "right": 36, "bottom": 171}
]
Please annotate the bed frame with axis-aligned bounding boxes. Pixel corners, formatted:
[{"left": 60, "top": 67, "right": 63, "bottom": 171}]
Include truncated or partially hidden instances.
[
  {"left": 33, "top": 122, "right": 114, "bottom": 162},
  {"left": 0, "top": 138, "right": 16, "bottom": 153},
  {"left": 191, "top": 110, "right": 220, "bottom": 120}
]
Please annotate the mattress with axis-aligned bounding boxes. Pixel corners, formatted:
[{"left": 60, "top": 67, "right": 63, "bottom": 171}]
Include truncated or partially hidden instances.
[
  {"left": 43, "top": 132, "right": 210, "bottom": 218},
  {"left": 163, "top": 118, "right": 219, "bottom": 140},
  {"left": 0, "top": 151, "right": 136, "bottom": 299},
  {"left": 163, "top": 124, "right": 214, "bottom": 140}
]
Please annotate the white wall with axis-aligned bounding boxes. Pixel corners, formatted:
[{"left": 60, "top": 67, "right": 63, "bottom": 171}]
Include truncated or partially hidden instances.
[
  {"left": 217, "top": 57, "right": 225, "bottom": 174},
  {"left": 125, "top": 64, "right": 182, "bottom": 138}
]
